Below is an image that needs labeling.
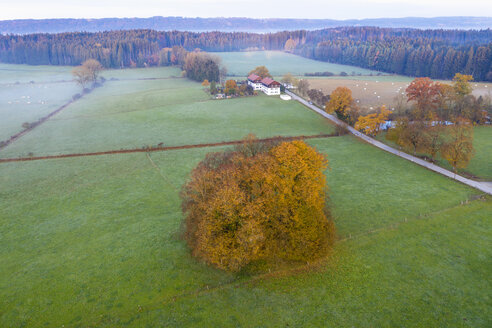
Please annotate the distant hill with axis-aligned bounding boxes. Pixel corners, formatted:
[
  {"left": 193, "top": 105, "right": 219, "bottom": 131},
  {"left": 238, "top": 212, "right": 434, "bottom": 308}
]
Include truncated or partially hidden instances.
[{"left": 1, "top": 16, "right": 492, "bottom": 34}]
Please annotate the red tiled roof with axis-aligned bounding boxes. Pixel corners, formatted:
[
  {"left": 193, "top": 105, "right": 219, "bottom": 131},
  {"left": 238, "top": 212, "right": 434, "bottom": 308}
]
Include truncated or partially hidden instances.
[
  {"left": 261, "top": 77, "right": 280, "bottom": 87},
  {"left": 247, "top": 74, "right": 261, "bottom": 82}
]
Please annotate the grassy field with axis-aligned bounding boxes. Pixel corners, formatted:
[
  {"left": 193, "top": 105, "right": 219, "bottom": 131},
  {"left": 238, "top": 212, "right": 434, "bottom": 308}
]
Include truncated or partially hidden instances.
[
  {"left": 0, "top": 81, "right": 79, "bottom": 141},
  {"left": 0, "top": 70, "right": 333, "bottom": 159},
  {"left": 1, "top": 64, "right": 491, "bottom": 327},
  {"left": 306, "top": 78, "right": 492, "bottom": 108},
  {"left": 1, "top": 136, "right": 489, "bottom": 327},
  {"left": 377, "top": 126, "right": 492, "bottom": 181},
  {"left": 214, "top": 51, "right": 383, "bottom": 77},
  {"left": 0, "top": 64, "right": 73, "bottom": 83}
]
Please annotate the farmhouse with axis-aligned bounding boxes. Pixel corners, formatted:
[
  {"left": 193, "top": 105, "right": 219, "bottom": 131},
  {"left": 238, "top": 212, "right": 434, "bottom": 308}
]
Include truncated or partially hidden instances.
[
  {"left": 247, "top": 74, "right": 281, "bottom": 95},
  {"left": 260, "top": 77, "right": 281, "bottom": 95},
  {"left": 247, "top": 74, "right": 262, "bottom": 90}
]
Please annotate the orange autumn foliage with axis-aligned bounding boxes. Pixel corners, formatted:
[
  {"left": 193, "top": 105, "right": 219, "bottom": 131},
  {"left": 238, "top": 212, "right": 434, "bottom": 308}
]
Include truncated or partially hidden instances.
[
  {"left": 225, "top": 79, "right": 238, "bottom": 95},
  {"left": 181, "top": 136, "right": 335, "bottom": 272},
  {"left": 325, "top": 86, "right": 359, "bottom": 125},
  {"left": 355, "top": 105, "right": 391, "bottom": 136},
  {"left": 406, "top": 77, "right": 441, "bottom": 121}
]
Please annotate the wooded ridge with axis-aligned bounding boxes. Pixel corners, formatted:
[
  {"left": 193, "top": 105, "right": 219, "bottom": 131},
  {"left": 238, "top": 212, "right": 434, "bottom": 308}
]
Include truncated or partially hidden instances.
[{"left": 0, "top": 27, "right": 491, "bottom": 80}]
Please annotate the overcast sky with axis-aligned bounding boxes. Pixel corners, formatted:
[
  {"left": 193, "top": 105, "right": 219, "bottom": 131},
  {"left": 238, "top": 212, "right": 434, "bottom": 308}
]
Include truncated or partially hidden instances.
[{"left": 0, "top": 0, "right": 490, "bottom": 20}]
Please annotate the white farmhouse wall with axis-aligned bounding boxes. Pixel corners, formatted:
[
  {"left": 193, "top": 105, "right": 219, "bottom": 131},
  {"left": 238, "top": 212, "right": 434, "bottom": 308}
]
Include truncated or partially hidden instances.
[
  {"left": 262, "top": 85, "right": 280, "bottom": 95},
  {"left": 247, "top": 80, "right": 262, "bottom": 90}
]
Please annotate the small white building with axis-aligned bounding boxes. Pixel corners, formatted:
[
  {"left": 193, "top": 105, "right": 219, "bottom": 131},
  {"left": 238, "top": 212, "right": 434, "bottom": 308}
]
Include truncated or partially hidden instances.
[
  {"left": 260, "top": 77, "right": 281, "bottom": 96},
  {"left": 247, "top": 74, "right": 263, "bottom": 90},
  {"left": 280, "top": 94, "right": 291, "bottom": 101}
]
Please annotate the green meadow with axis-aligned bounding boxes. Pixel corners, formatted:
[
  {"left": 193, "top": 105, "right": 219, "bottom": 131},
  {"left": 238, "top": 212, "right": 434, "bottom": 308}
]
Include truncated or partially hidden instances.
[
  {"left": 377, "top": 126, "right": 492, "bottom": 181},
  {"left": 0, "top": 64, "right": 490, "bottom": 327},
  {"left": 0, "top": 70, "right": 332, "bottom": 158},
  {"left": 0, "top": 81, "right": 79, "bottom": 141},
  {"left": 214, "top": 51, "right": 383, "bottom": 77}
]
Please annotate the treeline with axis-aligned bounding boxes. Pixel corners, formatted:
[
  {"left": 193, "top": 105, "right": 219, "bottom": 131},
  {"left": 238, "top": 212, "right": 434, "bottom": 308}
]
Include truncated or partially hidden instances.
[
  {"left": 296, "top": 28, "right": 492, "bottom": 81},
  {"left": 0, "top": 29, "right": 297, "bottom": 68},
  {"left": 0, "top": 27, "right": 491, "bottom": 80}
]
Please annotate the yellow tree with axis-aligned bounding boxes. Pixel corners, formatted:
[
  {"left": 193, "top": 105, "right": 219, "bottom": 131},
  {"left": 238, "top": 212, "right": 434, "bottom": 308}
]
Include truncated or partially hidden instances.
[
  {"left": 326, "top": 87, "right": 359, "bottom": 125},
  {"left": 441, "top": 119, "right": 475, "bottom": 173},
  {"left": 71, "top": 66, "right": 92, "bottom": 89},
  {"left": 452, "top": 73, "right": 473, "bottom": 99},
  {"left": 181, "top": 136, "right": 335, "bottom": 272},
  {"left": 225, "top": 79, "right": 238, "bottom": 95},
  {"left": 202, "top": 79, "right": 210, "bottom": 87},
  {"left": 452, "top": 73, "right": 474, "bottom": 119},
  {"left": 421, "top": 126, "right": 444, "bottom": 162},
  {"left": 248, "top": 66, "right": 272, "bottom": 79},
  {"left": 355, "top": 105, "right": 391, "bottom": 136},
  {"left": 436, "top": 83, "right": 454, "bottom": 123},
  {"left": 72, "top": 59, "right": 103, "bottom": 89},
  {"left": 386, "top": 117, "right": 408, "bottom": 144},
  {"left": 82, "top": 59, "right": 103, "bottom": 82},
  {"left": 398, "top": 122, "right": 427, "bottom": 155},
  {"left": 284, "top": 39, "right": 297, "bottom": 53}
]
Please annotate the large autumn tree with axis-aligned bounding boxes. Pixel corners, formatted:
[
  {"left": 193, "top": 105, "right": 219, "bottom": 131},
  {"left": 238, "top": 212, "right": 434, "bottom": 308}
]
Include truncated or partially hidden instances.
[
  {"left": 181, "top": 136, "right": 335, "bottom": 272},
  {"left": 405, "top": 77, "right": 441, "bottom": 121},
  {"left": 325, "top": 86, "right": 359, "bottom": 125},
  {"left": 248, "top": 66, "right": 272, "bottom": 79}
]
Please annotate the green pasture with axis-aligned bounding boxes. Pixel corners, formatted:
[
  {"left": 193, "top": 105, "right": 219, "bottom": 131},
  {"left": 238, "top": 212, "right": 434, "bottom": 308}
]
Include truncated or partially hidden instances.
[
  {"left": 0, "top": 64, "right": 73, "bottom": 83},
  {"left": 0, "top": 64, "right": 490, "bottom": 327},
  {"left": 1, "top": 135, "right": 489, "bottom": 327},
  {"left": 377, "top": 126, "right": 492, "bottom": 181},
  {"left": 0, "top": 76, "right": 333, "bottom": 158},
  {"left": 0, "top": 81, "right": 79, "bottom": 141},
  {"left": 214, "top": 51, "right": 383, "bottom": 77}
]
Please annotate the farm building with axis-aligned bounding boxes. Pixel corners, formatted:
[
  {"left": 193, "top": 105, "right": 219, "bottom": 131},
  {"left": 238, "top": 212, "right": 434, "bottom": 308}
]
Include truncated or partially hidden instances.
[
  {"left": 247, "top": 74, "right": 263, "bottom": 90},
  {"left": 261, "top": 78, "right": 281, "bottom": 95},
  {"left": 247, "top": 74, "right": 281, "bottom": 95}
]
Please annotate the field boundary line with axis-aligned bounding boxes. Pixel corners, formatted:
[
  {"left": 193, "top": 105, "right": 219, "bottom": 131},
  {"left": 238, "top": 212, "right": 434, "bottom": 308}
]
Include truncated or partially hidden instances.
[
  {"left": 146, "top": 152, "right": 180, "bottom": 191},
  {"left": 0, "top": 87, "right": 93, "bottom": 151},
  {"left": 0, "top": 134, "right": 338, "bottom": 164},
  {"left": 286, "top": 90, "right": 492, "bottom": 195}
]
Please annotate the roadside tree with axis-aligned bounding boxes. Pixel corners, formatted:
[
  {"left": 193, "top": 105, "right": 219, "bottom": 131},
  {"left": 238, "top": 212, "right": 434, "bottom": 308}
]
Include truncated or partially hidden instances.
[
  {"left": 355, "top": 105, "right": 391, "bottom": 136},
  {"left": 441, "top": 119, "right": 475, "bottom": 173},
  {"left": 326, "top": 87, "right": 359, "bottom": 125}
]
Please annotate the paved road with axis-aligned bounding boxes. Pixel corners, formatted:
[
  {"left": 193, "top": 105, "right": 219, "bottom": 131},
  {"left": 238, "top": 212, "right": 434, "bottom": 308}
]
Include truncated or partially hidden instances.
[{"left": 286, "top": 90, "right": 492, "bottom": 195}]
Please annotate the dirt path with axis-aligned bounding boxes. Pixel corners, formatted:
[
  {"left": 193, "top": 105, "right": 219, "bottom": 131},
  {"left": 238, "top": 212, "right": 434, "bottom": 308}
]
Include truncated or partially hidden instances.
[
  {"left": 0, "top": 134, "right": 337, "bottom": 164},
  {"left": 286, "top": 90, "right": 492, "bottom": 196}
]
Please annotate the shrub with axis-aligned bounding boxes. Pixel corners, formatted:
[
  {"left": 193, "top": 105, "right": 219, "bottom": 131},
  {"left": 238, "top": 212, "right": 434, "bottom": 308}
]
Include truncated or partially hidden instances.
[
  {"left": 335, "top": 124, "right": 350, "bottom": 136},
  {"left": 181, "top": 136, "right": 335, "bottom": 272}
]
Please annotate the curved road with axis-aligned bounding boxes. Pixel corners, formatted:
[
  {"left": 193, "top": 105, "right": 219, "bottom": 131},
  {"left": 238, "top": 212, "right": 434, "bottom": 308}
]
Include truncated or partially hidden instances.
[{"left": 286, "top": 90, "right": 492, "bottom": 195}]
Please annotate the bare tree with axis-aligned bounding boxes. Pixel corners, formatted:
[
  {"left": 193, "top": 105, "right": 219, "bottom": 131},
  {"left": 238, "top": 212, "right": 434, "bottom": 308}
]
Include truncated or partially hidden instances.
[{"left": 72, "top": 59, "right": 103, "bottom": 89}]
